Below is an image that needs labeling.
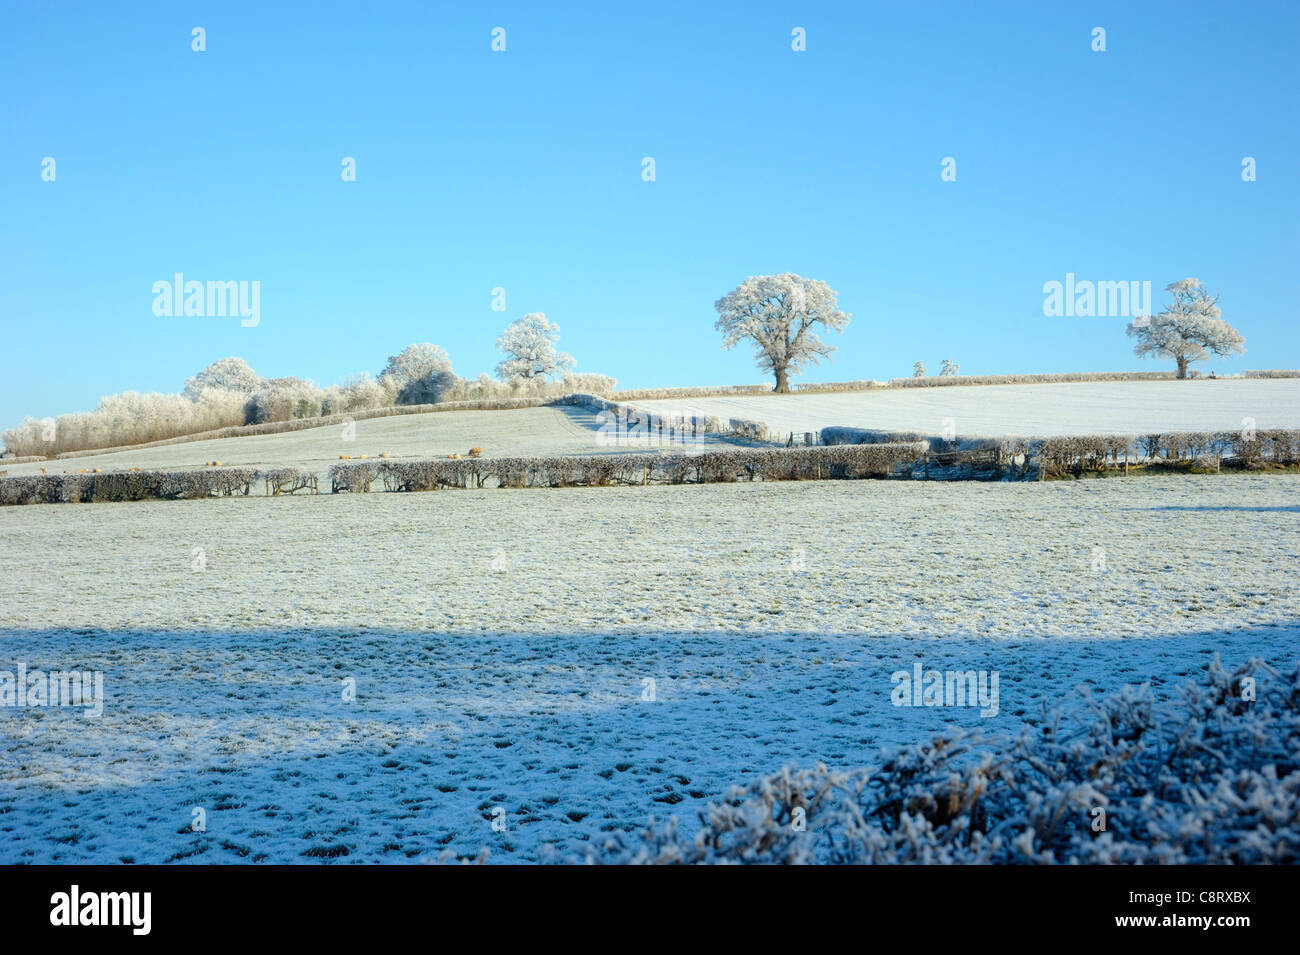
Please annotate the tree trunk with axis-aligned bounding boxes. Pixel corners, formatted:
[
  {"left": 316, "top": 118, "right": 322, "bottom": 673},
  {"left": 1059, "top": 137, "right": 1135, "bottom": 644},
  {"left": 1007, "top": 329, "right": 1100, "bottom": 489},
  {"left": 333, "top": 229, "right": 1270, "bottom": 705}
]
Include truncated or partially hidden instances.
[
  {"left": 1176, "top": 357, "right": 1189, "bottom": 379},
  {"left": 774, "top": 367, "right": 790, "bottom": 393}
]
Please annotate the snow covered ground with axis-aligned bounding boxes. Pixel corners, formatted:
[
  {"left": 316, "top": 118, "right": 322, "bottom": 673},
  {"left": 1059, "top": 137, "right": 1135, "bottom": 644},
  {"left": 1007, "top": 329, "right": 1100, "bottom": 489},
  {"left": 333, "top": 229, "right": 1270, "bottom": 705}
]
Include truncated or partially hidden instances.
[
  {"left": 631, "top": 379, "right": 1300, "bottom": 438},
  {"left": 2, "top": 475, "right": 1297, "bottom": 862},
  {"left": 0, "top": 405, "right": 741, "bottom": 482}
]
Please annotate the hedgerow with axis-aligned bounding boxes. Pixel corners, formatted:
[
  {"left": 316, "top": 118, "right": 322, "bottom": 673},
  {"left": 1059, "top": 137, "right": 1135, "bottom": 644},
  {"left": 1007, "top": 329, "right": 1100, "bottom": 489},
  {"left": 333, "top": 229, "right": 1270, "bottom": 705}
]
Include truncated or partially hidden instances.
[
  {"left": 610, "top": 380, "right": 888, "bottom": 401},
  {"left": 887, "top": 371, "right": 1184, "bottom": 388},
  {"left": 336, "top": 443, "right": 930, "bottom": 492},
  {"left": 559, "top": 658, "right": 1299, "bottom": 864},
  {"left": 0, "top": 467, "right": 261, "bottom": 505},
  {"left": 1039, "top": 429, "right": 1300, "bottom": 477}
]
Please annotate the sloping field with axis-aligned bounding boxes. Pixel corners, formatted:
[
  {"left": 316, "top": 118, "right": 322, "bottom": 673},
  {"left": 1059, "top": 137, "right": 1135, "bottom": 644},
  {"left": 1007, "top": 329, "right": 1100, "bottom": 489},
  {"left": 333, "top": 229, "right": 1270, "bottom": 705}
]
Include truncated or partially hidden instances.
[
  {"left": 0, "top": 405, "right": 738, "bottom": 480},
  {"left": 631, "top": 379, "right": 1300, "bottom": 438}
]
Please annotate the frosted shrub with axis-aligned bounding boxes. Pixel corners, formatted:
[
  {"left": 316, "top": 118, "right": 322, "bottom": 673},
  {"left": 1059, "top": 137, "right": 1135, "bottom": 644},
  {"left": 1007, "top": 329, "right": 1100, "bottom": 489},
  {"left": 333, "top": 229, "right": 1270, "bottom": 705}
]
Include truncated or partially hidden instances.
[
  {"left": 264, "top": 466, "right": 317, "bottom": 495},
  {"left": 566, "top": 659, "right": 1299, "bottom": 865},
  {"left": 727, "top": 418, "right": 771, "bottom": 443},
  {"left": 329, "top": 461, "right": 377, "bottom": 493},
  {"left": 320, "top": 373, "right": 389, "bottom": 415}
]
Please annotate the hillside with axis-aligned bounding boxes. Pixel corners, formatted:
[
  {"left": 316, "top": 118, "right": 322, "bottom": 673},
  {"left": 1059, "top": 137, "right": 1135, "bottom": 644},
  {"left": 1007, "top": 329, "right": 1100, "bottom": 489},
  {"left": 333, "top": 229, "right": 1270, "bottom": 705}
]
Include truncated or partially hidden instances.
[
  {"left": 629, "top": 378, "right": 1300, "bottom": 438},
  {"left": 0, "top": 404, "right": 742, "bottom": 480}
]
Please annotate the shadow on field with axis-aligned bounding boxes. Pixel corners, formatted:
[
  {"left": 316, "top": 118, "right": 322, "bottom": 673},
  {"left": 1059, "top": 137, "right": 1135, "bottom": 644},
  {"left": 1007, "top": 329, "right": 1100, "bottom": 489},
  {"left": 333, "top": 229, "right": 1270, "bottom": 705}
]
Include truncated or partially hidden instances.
[
  {"left": 1122, "top": 504, "right": 1300, "bottom": 513},
  {"left": 1, "top": 622, "right": 1297, "bottom": 863}
]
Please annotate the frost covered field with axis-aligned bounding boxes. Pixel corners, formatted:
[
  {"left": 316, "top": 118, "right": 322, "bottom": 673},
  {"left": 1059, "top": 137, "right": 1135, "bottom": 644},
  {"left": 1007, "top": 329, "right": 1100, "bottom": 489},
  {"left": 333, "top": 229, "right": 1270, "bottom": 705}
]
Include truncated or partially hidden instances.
[
  {"left": 0, "top": 405, "right": 736, "bottom": 482},
  {"left": 633, "top": 379, "right": 1300, "bottom": 437},
  {"left": 1, "top": 475, "right": 1298, "bottom": 863}
]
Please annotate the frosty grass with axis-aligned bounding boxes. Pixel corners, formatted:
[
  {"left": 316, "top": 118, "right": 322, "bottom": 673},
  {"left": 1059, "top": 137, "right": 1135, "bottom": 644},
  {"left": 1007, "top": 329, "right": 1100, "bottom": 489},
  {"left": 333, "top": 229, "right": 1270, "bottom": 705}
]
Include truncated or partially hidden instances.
[{"left": 1, "top": 475, "right": 1297, "bottom": 862}]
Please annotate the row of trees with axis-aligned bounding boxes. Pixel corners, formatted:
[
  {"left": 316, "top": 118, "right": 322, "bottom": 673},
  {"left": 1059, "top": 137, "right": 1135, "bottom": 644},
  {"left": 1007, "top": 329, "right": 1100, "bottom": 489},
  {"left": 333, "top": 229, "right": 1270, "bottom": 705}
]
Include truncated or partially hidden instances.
[
  {"left": 714, "top": 274, "right": 1245, "bottom": 390},
  {"left": 1, "top": 276, "right": 1256, "bottom": 456},
  {"left": 3, "top": 314, "right": 611, "bottom": 457}
]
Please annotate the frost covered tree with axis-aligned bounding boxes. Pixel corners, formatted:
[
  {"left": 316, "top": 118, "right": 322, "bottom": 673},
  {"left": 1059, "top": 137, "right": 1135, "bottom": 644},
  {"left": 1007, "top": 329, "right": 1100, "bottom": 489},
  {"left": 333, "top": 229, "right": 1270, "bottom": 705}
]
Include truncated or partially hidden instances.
[
  {"left": 494, "top": 313, "right": 576, "bottom": 380},
  {"left": 913, "top": 361, "right": 926, "bottom": 378},
  {"left": 1127, "top": 279, "right": 1244, "bottom": 379},
  {"left": 939, "top": 358, "right": 959, "bottom": 377},
  {"left": 244, "top": 377, "right": 324, "bottom": 424},
  {"left": 714, "top": 274, "right": 850, "bottom": 393},
  {"left": 379, "top": 343, "right": 458, "bottom": 405},
  {"left": 321, "top": 373, "right": 388, "bottom": 415},
  {"left": 182, "top": 357, "right": 262, "bottom": 400}
]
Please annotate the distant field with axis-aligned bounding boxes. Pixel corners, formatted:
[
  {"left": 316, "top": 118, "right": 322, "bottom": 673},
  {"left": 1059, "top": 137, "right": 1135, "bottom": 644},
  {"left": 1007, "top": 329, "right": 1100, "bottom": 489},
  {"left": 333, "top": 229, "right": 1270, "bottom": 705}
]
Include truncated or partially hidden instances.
[
  {"left": 631, "top": 379, "right": 1300, "bottom": 438},
  {"left": 0, "top": 405, "right": 740, "bottom": 480}
]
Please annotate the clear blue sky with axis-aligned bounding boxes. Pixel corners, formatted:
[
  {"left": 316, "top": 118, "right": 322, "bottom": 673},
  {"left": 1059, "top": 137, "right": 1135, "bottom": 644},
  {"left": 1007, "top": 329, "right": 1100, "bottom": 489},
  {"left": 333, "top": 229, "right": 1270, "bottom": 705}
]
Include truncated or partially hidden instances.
[{"left": 2, "top": 1, "right": 1297, "bottom": 428}]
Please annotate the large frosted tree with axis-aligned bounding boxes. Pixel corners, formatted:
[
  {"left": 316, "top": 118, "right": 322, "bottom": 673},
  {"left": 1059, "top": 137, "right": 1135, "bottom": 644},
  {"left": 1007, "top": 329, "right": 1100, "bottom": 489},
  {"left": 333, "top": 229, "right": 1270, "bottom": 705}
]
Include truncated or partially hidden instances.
[
  {"left": 182, "top": 357, "right": 262, "bottom": 400},
  {"left": 379, "top": 343, "right": 457, "bottom": 405},
  {"left": 1127, "top": 279, "right": 1244, "bottom": 379},
  {"left": 495, "top": 313, "right": 575, "bottom": 380},
  {"left": 714, "top": 274, "right": 850, "bottom": 392}
]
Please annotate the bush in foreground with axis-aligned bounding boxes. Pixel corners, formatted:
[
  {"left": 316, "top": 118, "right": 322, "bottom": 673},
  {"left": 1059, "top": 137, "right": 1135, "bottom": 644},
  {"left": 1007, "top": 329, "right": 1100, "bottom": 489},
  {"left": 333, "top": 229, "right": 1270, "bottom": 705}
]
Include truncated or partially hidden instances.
[{"left": 559, "top": 659, "right": 1298, "bottom": 864}]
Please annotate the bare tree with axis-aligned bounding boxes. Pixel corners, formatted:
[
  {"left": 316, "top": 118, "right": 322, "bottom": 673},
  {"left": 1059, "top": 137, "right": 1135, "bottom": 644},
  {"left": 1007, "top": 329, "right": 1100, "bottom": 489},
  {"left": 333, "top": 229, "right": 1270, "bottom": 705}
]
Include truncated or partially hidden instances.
[
  {"left": 495, "top": 313, "right": 575, "bottom": 380},
  {"left": 1127, "top": 279, "right": 1244, "bottom": 379},
  {"left": 714, "top": 274, "right": 851, "bottom": 393}
]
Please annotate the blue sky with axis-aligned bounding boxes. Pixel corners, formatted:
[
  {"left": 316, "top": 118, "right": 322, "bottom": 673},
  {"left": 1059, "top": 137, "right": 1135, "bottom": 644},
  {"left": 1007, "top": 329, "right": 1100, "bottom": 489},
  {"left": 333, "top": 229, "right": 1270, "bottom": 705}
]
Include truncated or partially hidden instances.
[{"left": 1, "top": 1, "right": 1297, "bottom": 427}]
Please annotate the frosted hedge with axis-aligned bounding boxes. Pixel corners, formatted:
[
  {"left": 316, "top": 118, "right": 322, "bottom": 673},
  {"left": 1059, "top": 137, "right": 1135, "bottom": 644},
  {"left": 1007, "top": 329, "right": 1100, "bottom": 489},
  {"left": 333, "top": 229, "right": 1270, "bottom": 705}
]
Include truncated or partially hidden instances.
[
  {"left": 821, "top": 426, "right": 1300, "bottom": 477},
  {"left": 333, "top": 443, "right": 929, "bottom": 492},
  {"left": 1037, "top": 429, "right": 1300, "bottom": 477},
  {"left": 0, "top": 467, "right": 261, "bottom": 505},
  {"left": 610, "top": 380, "right": 889, "bottom": 401},
  {"left": 557, "top": 658, "right": 1298, "bottom": 865}
]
